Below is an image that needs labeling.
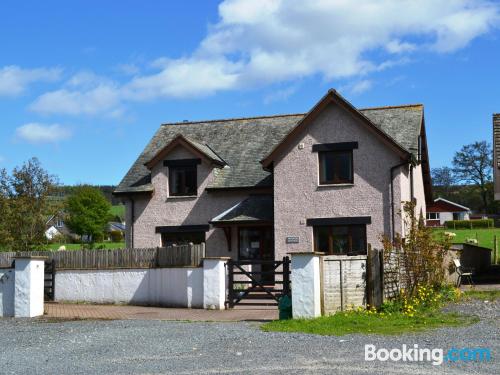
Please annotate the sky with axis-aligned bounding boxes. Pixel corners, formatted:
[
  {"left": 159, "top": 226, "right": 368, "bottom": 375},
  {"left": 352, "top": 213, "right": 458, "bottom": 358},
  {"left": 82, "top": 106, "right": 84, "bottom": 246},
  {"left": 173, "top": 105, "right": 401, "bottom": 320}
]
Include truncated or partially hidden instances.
[{"left": 1, "top": 0, "right": 500, "bottom": 185}]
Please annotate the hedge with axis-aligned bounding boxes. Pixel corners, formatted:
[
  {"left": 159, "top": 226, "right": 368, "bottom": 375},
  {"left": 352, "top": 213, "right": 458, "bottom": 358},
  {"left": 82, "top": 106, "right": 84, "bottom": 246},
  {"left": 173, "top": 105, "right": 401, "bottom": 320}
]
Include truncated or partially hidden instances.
[{"left": 444, "top": 219, "right": 494, "bottom": 229}]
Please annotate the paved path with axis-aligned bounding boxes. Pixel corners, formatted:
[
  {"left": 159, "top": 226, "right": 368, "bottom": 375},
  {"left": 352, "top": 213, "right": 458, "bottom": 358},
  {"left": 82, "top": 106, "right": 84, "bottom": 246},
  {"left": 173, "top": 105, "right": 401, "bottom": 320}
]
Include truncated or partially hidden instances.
[{"left": 44, "top": 302, "right": 278, "bottom": 321}]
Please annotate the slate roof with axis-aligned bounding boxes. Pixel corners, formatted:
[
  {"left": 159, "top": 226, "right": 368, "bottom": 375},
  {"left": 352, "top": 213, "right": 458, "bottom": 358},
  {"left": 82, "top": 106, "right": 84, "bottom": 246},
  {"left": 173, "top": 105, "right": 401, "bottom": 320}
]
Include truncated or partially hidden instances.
[
  {"left": 210, "top": 195, "right": 273, "bottom": 223},
  {"left": 115, "top": 104, "right": 423, "bottom": 194}
]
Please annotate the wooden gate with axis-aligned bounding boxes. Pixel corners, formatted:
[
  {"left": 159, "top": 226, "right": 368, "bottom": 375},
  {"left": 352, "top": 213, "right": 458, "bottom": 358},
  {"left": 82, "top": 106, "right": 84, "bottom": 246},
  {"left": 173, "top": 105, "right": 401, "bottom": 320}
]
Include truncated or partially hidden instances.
[
  {"left": 44, "top": 259, "right": 55, "bottom": 301},
  {"left": 226, "top": 257, "right": 291, "bottom": 308}
]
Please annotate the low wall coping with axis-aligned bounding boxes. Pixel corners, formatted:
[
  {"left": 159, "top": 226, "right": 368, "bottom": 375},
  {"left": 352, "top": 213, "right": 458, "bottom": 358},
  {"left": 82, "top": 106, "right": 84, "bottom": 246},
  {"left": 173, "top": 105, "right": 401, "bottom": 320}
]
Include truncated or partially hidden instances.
[
  {"left": 288, "top": 252, "right": 325, "bottom": 256},
  {"left": 323, "top": 255, "right": 367, "bottom": 260}
]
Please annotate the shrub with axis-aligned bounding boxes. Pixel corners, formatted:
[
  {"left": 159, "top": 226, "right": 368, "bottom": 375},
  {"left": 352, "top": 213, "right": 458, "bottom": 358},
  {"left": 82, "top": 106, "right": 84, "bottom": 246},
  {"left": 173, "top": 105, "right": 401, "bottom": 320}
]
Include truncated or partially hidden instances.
[
  {"left": 109, "top": 230, "right": 123, "bottom": 242},
  {"left": 382, "top": 201, "right": 451, "bottom": 298},
  {"left": 445, "top": 219, "right": 493, "bottom": 229}
]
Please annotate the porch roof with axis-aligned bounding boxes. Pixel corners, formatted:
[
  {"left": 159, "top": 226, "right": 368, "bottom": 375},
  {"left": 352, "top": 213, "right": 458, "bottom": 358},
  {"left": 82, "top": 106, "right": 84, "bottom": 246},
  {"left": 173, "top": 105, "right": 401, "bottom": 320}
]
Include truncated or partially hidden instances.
[{"left": 210, "top": 195, "right": 273, "bottom": 224}]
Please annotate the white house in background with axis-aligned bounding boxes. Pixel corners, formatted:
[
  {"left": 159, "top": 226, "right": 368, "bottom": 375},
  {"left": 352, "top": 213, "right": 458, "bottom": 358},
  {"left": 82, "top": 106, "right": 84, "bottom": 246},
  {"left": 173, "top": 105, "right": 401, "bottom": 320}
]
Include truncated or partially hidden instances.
[{"left": 425, "top": 197, "right": 470, "bottom": 227}]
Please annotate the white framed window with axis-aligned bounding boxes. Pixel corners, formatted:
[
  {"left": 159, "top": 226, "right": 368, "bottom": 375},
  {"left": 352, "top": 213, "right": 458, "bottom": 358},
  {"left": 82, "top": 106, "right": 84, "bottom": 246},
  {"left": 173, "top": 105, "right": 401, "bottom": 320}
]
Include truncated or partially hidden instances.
[
  {"left": 55, "top": 219, "right": 64, "bottom": 228},
  {"left": 426, "top": 212, "right": 440, "bottom": 220}
]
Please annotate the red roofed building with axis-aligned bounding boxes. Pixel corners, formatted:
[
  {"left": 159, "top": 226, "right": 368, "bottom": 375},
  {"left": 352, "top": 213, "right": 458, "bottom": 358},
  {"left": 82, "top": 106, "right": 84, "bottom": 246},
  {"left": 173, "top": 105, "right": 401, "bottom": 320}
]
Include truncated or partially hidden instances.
[{"left": 426, "top": 197, "right": 470, "bottom": 227}]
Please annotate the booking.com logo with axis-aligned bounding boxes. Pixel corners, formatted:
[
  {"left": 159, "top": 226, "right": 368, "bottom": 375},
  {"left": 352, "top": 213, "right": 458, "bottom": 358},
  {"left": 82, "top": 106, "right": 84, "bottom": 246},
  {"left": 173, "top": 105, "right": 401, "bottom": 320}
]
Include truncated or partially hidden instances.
[{"left": 365, "top": 344, "right": 492, "bottom": 366}]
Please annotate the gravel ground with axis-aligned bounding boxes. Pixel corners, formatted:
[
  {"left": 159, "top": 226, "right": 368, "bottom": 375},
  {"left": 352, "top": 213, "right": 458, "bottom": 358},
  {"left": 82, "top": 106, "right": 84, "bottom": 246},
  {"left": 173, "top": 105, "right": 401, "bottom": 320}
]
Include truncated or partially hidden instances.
[{"left": 0, "top": 300, "right": 498, "bottom": 375}]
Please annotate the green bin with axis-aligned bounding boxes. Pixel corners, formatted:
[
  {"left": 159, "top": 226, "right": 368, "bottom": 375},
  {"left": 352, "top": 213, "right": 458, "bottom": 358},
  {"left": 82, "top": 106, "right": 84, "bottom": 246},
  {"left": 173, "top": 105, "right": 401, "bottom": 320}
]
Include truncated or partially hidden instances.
[{"left": 278, "top": 294, "right": 292, "bottom": 320}]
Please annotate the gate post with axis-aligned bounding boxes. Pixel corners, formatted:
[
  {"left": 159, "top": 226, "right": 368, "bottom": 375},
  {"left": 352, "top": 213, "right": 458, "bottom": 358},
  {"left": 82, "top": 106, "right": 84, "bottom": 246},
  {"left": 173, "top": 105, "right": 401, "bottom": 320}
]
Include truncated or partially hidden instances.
[
  {"left": 14, "top": 256, "right": 47, "bottom": 318},
  {"left": 203, "top": 257, "right": 230, "bottom": 310},
  {"left": 290, "top": 252, "right": 322, "bottom": 319}
]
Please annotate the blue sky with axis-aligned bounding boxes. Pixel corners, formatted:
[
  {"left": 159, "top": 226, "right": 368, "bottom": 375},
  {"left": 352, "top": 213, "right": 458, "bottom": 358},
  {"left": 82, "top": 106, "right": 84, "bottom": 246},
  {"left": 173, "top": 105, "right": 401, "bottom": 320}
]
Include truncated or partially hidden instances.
[{"left": 1, "top": 0, "right": 500, "bottom": 185}]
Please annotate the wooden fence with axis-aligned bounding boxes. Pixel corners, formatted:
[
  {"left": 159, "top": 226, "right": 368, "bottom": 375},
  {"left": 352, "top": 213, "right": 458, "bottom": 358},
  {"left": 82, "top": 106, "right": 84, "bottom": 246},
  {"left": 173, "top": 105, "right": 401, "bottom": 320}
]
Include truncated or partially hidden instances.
[
  {"left": 320, "top": 248, "right": 383, "bottom": 314},
  {"left": 0, "top": 243, "right": 205, "bottom": 270}
]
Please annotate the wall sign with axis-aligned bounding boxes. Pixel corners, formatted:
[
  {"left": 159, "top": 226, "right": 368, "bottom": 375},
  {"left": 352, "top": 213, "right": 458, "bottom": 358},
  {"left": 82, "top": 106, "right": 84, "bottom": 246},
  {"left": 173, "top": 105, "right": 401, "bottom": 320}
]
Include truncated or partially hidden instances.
[{"left": 286, "top": 236, "right": 300, "bottom": 244}]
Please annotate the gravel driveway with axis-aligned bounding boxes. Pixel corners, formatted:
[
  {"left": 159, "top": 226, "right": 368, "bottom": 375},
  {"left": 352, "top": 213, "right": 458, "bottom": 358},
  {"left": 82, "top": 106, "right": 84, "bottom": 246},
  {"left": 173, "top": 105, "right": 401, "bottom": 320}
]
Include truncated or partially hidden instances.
[{"left": 0, "top": 300, "right": 498, "bottom": 374}]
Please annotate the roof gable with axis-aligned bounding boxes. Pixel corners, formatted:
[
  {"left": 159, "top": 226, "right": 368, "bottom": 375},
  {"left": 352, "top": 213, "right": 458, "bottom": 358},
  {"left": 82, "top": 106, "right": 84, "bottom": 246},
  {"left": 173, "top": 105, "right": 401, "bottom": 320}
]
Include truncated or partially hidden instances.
[
  {"left": 428, "top": 197, "right": 470, "bottom": 212},
  {"left": 260, "top": 90, "right": 411, "bottom": 168},
  {"left": 144, "top": 134, "right": 226, "bottom": 169}
]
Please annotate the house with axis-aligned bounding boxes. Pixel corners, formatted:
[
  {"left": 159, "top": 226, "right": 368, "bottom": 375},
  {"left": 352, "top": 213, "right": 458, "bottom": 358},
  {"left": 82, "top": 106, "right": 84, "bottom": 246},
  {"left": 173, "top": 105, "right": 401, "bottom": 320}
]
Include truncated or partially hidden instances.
[
  {"left": 494, "top": 113, "right": 500, "bottom": 200},
  {"left": 45, "top": 212, "right": 75, "bottom": 240},
  {"left": 114, "top": 90, "right": 431, "bottom": 261},
  {"left": 425, "top": 197, "right": 470, "bottom": 227}
]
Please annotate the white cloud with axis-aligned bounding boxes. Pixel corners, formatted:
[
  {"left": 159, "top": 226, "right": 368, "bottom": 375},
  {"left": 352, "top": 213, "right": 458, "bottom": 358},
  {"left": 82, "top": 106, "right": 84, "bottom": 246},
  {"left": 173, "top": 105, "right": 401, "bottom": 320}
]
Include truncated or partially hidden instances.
[
  {"left": 16, "top": 123, "right": 72, "bottom": 143},
  {"left": 29, "top": 0, "right": 500, "bottom": 114},
  {"left": 263, "top": 85, "right": 298, "bottom": 104},
  {"left": 350, "top": 80, "right": 374, "bottom": 95},
  {"left": 0, "top": 66, "right": 61, "bottom": 96},
  {"left": 30, "top": 71, "right": 123, "bottom": 116},
  {"left": 124, "top": 0, "right": 499, "bottom": 98}
]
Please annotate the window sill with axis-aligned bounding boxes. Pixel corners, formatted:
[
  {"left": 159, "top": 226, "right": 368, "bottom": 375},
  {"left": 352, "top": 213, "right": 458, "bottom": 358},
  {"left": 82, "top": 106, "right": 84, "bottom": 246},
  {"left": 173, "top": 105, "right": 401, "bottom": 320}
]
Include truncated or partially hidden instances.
[
  {"left": 167, "top": 195, "right": 198, "bottom": 200},
  {"left": 317, "top": 183, "right": 354, "bottom": 188}
]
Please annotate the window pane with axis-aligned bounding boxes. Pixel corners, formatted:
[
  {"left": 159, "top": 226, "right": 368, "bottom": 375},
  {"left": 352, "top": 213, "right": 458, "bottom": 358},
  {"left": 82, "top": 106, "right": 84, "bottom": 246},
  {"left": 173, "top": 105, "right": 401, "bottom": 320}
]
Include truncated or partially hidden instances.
[
  {"left": 332, "top": 226, "right": 349, "bottom": 254},
  {"left": 314, "top": 226, "right": 330, "bottom": 253},
  {"left": 239, "top": 229, "right": 261, "bottom": 260},
  {"left": 335, "top": 151, "right": 352, "bottom": 183},
  {"left": 319, "top": 153, "right": 334, "bottom": 184},
  {"left": 350, "top": 225, "right": 366, "bottom": 254}
]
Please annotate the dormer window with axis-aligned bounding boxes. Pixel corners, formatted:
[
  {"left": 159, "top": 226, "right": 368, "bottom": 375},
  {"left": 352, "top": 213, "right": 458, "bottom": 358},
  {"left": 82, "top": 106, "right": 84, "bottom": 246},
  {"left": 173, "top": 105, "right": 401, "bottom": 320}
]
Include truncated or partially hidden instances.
[
  {"left": 313, "top": 142, "right": 357, "bottom": 185},
  {"left": 164, "top": 159, "right": 201, "bottom": 197}
]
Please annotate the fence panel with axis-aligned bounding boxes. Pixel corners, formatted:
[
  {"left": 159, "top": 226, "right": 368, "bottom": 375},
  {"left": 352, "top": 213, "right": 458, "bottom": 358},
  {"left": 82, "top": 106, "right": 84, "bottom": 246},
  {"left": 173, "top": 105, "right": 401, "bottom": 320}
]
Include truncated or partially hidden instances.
[
  {"left": 0, "top": 244, "right": 205, "bottom": 269},
  {"left": 321, "top": 255, "right": 367, "bottom": 314}
]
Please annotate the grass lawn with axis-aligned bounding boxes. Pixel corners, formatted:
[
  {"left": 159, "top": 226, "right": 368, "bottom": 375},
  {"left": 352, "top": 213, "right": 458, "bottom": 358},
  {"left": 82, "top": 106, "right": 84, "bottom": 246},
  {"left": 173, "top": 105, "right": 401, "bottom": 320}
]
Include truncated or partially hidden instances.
[
  {"left": 261, "top": 311, "right": 477, "bottom": 336},
  {"left": 432, "top": 228, "right": 500, "bottom": 250},
  {"left": 463, "top": 290, "right": 500, "bottom": 301},
  {"left": 47, "top": 242, "right": 125, "bottom": 250}
]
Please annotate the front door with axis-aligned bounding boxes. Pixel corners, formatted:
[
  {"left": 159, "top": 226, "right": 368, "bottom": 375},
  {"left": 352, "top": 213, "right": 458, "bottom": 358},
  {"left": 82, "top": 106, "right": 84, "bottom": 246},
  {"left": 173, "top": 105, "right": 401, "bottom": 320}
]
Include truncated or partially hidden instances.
[{"left": 239, "top": 226, "right": 274, "bottom": 284}]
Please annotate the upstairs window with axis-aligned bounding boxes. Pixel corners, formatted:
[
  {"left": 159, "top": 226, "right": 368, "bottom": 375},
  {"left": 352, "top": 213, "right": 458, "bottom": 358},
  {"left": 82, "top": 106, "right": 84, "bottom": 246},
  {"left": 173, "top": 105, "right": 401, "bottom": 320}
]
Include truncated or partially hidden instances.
[
  {"left": 165, "top": 158, "right": 201, "bottom": 197},
  {"left": 169, "top": 165, "right": 197, "bottom": 196},
  {"left": 319, "top": 150, "right": 353, "bottom": 184},
  {"left": 313, "top": 142, "right": 357, "bottom": 185}
]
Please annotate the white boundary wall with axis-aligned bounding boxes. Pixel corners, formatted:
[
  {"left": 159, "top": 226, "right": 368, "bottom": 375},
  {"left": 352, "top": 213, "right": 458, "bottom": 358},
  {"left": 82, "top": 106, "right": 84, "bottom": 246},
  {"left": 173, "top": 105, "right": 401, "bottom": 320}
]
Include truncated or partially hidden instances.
[
  {"left": 0, "top": 269, "right": 15, "bottom": 317},
  {"left": 55, "top": 268, "right": 204, "bottom": 308}
]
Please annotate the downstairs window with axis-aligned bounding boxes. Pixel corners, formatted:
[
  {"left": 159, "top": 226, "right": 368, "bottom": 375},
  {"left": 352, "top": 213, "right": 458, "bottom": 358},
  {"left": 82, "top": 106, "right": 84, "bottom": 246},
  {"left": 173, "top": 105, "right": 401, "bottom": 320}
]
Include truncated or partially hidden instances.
[{"left": 313, "top": 224, "right": 367, "bottom": 255}]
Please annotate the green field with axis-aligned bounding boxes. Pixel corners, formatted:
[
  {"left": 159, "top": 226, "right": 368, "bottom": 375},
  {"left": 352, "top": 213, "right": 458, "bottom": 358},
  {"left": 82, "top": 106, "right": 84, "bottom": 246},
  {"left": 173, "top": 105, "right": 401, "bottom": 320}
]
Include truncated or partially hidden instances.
[
  {"left": 47, "top": 242, "right": 125, "bottom": 250},
  {"left": 109, "top": 204, "right": 125, "bottom": 221},
  {"left": 432, "top": 228, "right": 500, "bottom": 250}
]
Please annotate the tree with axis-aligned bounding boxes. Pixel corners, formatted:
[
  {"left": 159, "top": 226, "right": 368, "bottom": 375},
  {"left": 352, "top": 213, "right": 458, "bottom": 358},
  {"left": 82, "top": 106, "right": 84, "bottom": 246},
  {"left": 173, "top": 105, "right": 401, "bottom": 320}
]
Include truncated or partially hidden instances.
[
  {"left": 431, "top": 166, "right": 456, "bottom": 197},
  {"left": 452, "top": 141, "right": 492, "bottom": 212},
  {"left": 65, "top": 186, "right": 111, "bottom": 245},
  {"left": 0, "top": 158, "right": 57, "bottom": 251}
]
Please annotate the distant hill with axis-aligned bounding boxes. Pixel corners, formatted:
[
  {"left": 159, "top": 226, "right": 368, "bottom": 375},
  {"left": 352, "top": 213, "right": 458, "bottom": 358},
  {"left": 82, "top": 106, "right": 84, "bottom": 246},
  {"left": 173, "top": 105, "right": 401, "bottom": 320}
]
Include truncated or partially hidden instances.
[{"left": 51, "top": 185, "right": 121, "bottom": 205}]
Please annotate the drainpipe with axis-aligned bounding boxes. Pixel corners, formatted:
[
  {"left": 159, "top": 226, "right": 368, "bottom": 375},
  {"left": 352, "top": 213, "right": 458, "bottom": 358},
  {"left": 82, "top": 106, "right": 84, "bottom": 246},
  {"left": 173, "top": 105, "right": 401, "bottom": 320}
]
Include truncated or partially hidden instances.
[
  {"left": 129, "top": 197, "right": 135, "bottom": 248},
  {"left": 390, "top": 160, "right": 411, "bottom": 242},
  {"left": 410, "top": 165, "right": 414, "bottom": 201}
]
